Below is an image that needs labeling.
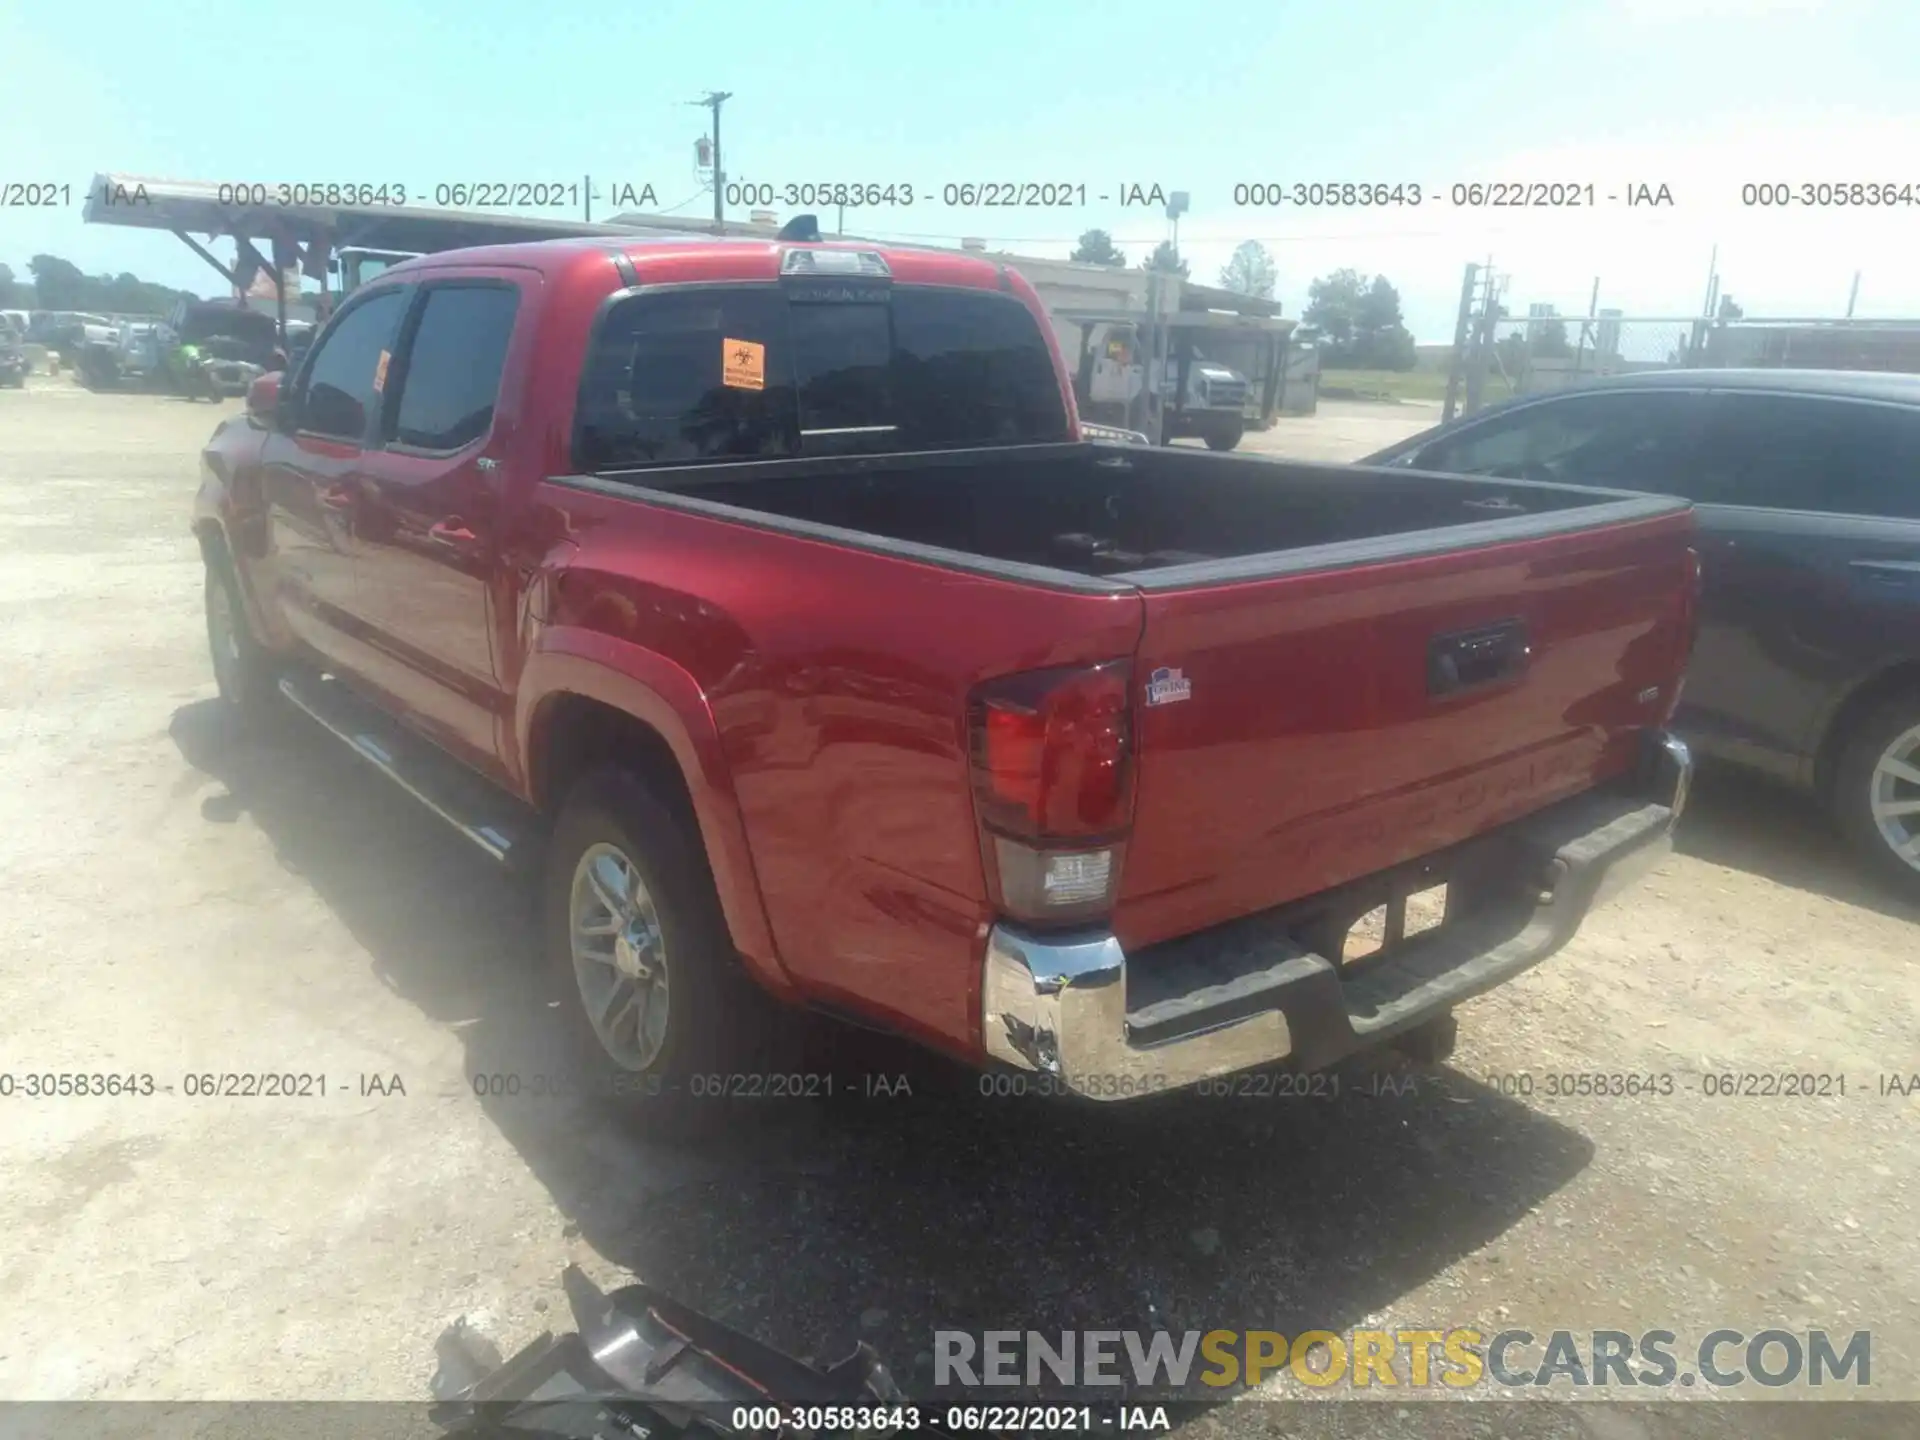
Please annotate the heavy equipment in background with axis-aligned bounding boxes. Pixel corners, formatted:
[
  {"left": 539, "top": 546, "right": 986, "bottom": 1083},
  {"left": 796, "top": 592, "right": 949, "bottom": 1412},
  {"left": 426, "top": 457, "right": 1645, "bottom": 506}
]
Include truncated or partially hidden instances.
[
  {"left": 1055, "top": 308, "right": 1291, "bottom": 449},
  {"left": 336, "top": 245, "right": 422, "bottom": 295},
  {"left": 1063, "top": 317, "right": 1255, "bottom": 450}
]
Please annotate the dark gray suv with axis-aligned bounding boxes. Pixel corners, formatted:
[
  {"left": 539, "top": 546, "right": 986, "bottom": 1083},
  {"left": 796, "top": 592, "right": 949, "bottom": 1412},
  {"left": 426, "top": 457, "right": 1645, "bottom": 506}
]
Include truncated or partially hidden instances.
[{"left": 1367, "top": 369, "right": 1920, "bottom": 897}]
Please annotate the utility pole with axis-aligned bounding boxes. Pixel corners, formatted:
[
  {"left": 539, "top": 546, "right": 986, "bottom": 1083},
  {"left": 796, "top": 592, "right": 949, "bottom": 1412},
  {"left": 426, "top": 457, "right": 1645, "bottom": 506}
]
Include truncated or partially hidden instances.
[
  {"left": 1689, "top": 243, "right": 1717, "bottom": 364},
  {"left": 1465, "top": 262, "right": 1500, "bottom": 416},
  {"left": 1442, "top": 261, "right": 1479, "bottom": 423},
  {"left": 1847, "top": 270, "right": 1862, "bottom": 318},
  {"left": 690, "top": 90, "right": 733, "bottom": 231}
]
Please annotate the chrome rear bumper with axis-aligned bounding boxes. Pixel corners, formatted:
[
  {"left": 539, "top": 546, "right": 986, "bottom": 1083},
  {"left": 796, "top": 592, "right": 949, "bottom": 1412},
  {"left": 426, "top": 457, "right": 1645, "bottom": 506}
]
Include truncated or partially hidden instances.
[{"left": 981, "top": 732, "right": 1692, "bottom": 1098}]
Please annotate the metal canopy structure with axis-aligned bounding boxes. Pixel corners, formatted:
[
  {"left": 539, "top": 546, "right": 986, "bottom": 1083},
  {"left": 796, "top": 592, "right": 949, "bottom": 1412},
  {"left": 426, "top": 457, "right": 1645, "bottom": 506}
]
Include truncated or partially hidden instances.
[
  {"left": 1172, "top": 279, "right": 1284, "bottom": 318},
  {"left": 81, "top": 172, "right": 636, "bottom": 253},
  {"left": 82, "top": 172, "right": 639, "bottom": 342}
]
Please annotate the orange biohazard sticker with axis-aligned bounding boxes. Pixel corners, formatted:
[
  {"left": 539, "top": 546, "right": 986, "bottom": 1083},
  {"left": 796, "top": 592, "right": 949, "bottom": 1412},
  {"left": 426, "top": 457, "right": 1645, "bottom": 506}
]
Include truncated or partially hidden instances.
[
  {"left": 373, "top": 349, "right": 391, "bottom": 392},
  {"left": 721, "top": 337, "right": 765, "bottom": 391}
]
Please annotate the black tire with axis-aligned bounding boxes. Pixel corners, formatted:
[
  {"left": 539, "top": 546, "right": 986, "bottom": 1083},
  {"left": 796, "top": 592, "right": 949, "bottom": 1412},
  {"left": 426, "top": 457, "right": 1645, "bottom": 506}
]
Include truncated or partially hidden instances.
[
  {"left": 1204, "top": 421, "right": 1245, "bottom": 452},
  {"left": 1831, "top": 691, "right": 1920, "bottom": 900},
  {"left": 1392, "top": 1011, "right": 1459, "bottom": 1065},
  {"left": 204, "top": 556, "right": 279, "bottom": 722},
  {"left": 543, "top": 767, "right": 773, "bottom": 1134}
]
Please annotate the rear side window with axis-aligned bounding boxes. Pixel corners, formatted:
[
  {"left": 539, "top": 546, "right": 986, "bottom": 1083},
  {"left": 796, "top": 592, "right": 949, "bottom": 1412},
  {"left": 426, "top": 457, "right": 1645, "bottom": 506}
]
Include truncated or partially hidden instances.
[
  {"left": 572, "top": 282, "right": 1068, "bottom": 471},
  {"left": 1416, "top": 390, "right": 1705, "bottom": 495},
  {"left": 298, "top": 288, "right": 407, "bottom": 441},
  {"left": 388, "top": 285, "right": 520, "bottom": 450},
  {"left": 1695, "top": 393, "right": 1920, "bottom": 518}
]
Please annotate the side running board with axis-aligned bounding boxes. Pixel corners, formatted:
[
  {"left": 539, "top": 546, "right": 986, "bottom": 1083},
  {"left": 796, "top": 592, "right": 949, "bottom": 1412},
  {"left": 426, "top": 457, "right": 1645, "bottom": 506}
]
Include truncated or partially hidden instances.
[{"left": 277, "top": 672, "right": 534, "bottom": 865}]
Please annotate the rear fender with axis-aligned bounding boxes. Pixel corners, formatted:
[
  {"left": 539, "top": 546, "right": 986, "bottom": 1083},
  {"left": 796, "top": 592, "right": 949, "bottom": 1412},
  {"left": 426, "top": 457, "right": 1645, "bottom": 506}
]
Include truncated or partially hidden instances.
[{"left": 517, "top": 630, "right": 789, "bottom": 994}]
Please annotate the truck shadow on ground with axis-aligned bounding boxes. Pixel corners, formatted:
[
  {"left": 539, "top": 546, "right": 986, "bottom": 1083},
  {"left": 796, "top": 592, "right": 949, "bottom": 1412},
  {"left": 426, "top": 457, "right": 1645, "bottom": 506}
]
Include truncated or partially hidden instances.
[
  {"left": 172, "top": 697, "right": 1592, "bottom": 1399},
  {"left": 1671, "top": 763, "right": 1920, "bottom": 924}
]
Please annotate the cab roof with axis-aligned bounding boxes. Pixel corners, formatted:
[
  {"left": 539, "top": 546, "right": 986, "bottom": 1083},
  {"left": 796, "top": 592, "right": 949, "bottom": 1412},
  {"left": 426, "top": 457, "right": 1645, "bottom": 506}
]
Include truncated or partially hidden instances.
[{"left": 378, "top": 235, "right": 1017, "bottom": 292}]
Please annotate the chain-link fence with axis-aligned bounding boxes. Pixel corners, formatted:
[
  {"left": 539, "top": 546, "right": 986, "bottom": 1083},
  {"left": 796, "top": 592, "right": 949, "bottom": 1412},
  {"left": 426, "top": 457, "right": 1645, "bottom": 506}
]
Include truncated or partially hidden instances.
[
  {"left": 1454, "top": 307, "right": 1920, "bottom": 416},
  {"left": 1473, "top": 313, "right": 1699, "bottom": 401}
]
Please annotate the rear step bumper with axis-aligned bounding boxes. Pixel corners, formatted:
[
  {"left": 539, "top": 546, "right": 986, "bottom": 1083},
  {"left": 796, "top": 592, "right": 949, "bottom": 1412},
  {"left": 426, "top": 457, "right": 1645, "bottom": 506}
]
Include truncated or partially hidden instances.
[{"left": 981, "top": 730, "right": 1692, "bottom": 1097}]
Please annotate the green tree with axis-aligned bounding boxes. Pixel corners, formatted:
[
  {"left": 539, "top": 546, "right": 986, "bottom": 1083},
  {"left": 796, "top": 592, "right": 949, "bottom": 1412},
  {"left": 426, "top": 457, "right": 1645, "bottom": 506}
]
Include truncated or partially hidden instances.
[
  {"left": 28, "top": 254, "right": 87, "bottom": 310},
  {"left": 1301, "top": 269, "right": 1415, "bottom": 368},
  {"left": 1717, "top": 294, "right": 1744, "bottom": 320},
  {"left": 1070, "top": 229, "right": 1126, "bottom": 267},
  {"left": 1299, "top": 268, "right": 1363, "bottom": 356},
  {"left": 1354, "top": 274, "right": 1416, "bottom": 369},
  {"left": 0, "top": 262, "right": 22, "bottom": 308},
  {"left": 1497, "top": 331, "right": 1530, "bottom": 375},
  {"left": 1142, "top": 241, "right": 1189, "bottom": 279},
  {"left": 1530, "top": 316, "right": 1571, "bottom": 359},
  {"left": 1219, "top": 240, "right": 1277, "bottom": 300},
  {"left": 23, "top": 253, "right": 196, "bottom": 315}
]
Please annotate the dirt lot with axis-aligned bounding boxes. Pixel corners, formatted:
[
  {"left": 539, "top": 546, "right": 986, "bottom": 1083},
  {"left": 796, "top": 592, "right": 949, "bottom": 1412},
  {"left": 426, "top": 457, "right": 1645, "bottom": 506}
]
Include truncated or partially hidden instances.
[{"left": 1, "top": 381, "right": 1916, "bottom": 1438}]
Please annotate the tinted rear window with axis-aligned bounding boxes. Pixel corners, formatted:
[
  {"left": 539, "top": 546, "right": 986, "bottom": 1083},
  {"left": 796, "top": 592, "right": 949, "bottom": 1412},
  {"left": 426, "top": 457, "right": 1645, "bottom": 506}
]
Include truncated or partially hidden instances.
[{"left": 572, "top": 283, "right": 1068, "bottom": 471}]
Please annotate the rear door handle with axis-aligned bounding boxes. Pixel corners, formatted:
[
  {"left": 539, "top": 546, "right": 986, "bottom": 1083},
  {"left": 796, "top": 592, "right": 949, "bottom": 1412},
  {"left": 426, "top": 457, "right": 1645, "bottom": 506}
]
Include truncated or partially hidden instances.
[
  {"left": 1850, "top": 558, "right": 1920, "bottom": 594},
  {"left": 428, "top": 520, "right": 478, "bottom": 550},
  {"left": 1849, "top": 558, "right": 1920, "bottom": 575}
]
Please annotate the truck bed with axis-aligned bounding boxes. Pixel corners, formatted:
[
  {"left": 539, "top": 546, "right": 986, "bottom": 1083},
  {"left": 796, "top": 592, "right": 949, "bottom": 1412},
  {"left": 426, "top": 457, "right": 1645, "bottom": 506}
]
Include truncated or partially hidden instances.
[
  {"left": 595, "top": 442, "right": 1658, "bottom": 586},
  {"left": 560, "top": 438, "right": 1694, "bottom": 964}
]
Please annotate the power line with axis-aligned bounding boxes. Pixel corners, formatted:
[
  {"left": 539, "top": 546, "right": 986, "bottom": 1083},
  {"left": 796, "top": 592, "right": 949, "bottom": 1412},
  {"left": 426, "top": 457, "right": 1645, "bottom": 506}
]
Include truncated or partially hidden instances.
[{"left": 654, "top": 187, "right": 713, "bottom": 216}]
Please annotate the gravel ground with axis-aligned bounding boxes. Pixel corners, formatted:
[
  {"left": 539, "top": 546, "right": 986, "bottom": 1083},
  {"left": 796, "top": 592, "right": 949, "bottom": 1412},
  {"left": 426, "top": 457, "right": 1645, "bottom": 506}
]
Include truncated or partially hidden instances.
[{"left": 0, "top": 380, "right": 1915, "bottom": 1440}]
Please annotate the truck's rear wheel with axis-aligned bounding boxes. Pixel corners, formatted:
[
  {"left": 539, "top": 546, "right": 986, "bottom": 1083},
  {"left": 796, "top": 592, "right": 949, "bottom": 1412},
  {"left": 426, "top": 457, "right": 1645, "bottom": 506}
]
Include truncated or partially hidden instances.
[
  {"left": 1832, "top": 691, "right": 1920, "bottom": 899},
  {"left": 1204, "top": 420, "right": 1245, "bottom": 452},
  {"left": 543, "top": 767, "right": 764, "bottom": 1130},
  {"left": 204, "top": 559, "right": 278, "bottom": 722}
]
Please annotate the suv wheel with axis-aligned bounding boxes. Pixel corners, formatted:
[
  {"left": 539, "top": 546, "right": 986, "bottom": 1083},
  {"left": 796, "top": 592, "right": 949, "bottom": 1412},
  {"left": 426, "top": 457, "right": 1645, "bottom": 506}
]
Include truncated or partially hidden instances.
[{"left": 1833, "top": 692, "right": 1920, "bottom": 899}]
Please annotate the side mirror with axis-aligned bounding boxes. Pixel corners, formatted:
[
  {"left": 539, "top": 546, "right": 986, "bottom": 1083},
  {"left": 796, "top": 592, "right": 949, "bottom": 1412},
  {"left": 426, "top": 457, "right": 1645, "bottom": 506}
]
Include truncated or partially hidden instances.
[{"left": 246, "top": 371, "right": 282, "bottom": 424}]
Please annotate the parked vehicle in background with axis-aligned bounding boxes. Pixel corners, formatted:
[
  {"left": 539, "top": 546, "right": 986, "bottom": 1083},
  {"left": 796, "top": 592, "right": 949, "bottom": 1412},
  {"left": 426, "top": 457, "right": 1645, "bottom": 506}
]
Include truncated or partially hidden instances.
[
  {"left": 1365, "top": 369, "right": 1920, "bottom": 896},
  {"left": 116, "top": 321, "right": 164, "bottom": 381},
  {"left": 71, "top": 301, "right": 284, "bottom": 397},
  {"left": 1157, "top": 340, "right": 1252, "bottom": 450},
  {"left": 192, "top": 231, "right": 1695, "bottom": 1117},
  {"left": 334, "top": 246, "right": 421, "bottom": 295},
  {"left": 1066, "top": 319, "right": 1253, "bottom": 450},
  {"left": 0, "top": 312, "right": 28, "bottom": 387}
]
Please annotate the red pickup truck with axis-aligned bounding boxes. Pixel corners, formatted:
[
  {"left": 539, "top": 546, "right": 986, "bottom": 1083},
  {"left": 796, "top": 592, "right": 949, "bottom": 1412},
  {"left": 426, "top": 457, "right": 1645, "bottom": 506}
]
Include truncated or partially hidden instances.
[{"left": 194, "top": 230, "right": 1698, "bottom": 1105}]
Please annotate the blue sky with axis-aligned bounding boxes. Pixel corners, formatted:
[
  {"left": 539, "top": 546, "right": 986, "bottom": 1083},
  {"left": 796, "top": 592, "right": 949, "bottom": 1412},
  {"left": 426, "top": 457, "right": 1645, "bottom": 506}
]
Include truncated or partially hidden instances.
[{"left": 3, "top": 0, "right": 1916, "bottom": 341}]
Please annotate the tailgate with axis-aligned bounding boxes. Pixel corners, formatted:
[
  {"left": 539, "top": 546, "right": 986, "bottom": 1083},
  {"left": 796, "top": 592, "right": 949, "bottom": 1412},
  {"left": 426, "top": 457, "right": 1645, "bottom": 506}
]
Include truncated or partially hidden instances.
[{"left": 1115, "top": 507, "right": 1695, "bottom": 950}]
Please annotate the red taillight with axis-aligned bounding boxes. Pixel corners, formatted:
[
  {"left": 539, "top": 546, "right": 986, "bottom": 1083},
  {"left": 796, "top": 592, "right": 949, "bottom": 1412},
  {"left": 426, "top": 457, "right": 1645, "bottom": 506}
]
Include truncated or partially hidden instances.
[
  {"left": 1681, "top": 546, "right": 1702, "bottom": 662},
  {"left": 1660, "top": 546, "right": 1703, "bottom": 726},
  {"left": 969, "top": 662, "right": 1134, "bottom": 925},
  {"left": 970, "top": 661, "right": 1133, "bottom": 839}
]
